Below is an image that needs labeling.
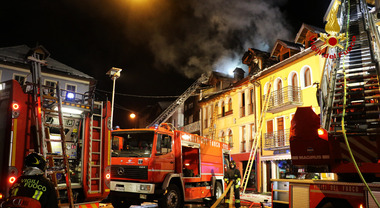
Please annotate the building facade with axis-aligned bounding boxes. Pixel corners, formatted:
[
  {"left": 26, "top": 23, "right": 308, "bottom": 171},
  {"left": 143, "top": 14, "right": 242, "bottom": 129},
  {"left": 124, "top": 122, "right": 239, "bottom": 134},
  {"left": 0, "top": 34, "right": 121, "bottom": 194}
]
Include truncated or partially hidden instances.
[
  {"left": 199, "top": 24, "right": 327, "bottom": 193},
  {"left": 0, "top": 45, "right": 95, "bottom": 100}
]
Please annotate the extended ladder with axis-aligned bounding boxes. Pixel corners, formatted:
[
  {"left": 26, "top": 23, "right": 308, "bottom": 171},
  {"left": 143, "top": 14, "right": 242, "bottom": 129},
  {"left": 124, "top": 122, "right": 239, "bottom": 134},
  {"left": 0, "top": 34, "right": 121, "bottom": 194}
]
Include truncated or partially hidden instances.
[
  {"left": 88, "top": 101, "right": 103, "bottom": 194},
  {"left": 241, "top": 78, "right": 273, "bottom": 194},
  {"left": 148, "top": 73, "right": 209, "bottom": 127},
  {"left": 208, "top": 104, "right": 218, "bottom": 140},
  {"left": 28, "top": 48, "right": 74, "bottom": 208}
]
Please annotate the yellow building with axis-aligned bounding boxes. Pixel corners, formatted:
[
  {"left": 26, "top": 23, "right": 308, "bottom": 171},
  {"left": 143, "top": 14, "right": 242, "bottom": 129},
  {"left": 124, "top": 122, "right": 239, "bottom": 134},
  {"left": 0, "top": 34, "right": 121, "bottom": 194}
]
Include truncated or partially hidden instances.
[{"left": 199, "top": 24, "right": 327, "bottom": 193}]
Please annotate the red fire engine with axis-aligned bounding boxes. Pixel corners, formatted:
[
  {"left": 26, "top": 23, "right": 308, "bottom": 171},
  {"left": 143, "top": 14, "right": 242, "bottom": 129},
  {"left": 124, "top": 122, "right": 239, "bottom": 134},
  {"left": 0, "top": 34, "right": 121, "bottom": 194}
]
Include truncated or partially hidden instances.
[
  {"left": 109, "top": 123, "right": 230, "bottom": 208},
  {"left": 0, "top": 79, "right": 112, "bottom": 207},
  {"left": 270, "top": 0, "right": 380, "bottom": 207}
]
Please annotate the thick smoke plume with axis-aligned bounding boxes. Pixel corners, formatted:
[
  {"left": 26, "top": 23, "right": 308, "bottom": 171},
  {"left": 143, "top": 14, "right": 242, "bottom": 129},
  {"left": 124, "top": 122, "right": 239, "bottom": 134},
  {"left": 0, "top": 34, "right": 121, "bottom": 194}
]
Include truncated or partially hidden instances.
[{"left": 146, "top": 0, "right": 293, "bottom": 78}]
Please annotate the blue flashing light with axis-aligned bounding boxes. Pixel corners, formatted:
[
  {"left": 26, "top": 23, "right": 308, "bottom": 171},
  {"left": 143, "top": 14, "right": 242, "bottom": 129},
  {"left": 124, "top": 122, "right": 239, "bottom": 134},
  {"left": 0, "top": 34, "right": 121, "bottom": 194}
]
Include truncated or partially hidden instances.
[{"left": 66, "top": 92, "right": 75, "bottom": 100}]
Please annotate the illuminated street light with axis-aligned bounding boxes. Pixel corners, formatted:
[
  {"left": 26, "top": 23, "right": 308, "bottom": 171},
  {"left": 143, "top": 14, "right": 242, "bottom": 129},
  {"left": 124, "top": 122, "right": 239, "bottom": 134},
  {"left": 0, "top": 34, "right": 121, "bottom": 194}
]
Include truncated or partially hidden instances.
[
  {"left": 130, "top": 113, "right": 136, "bottom": 119},
  {"left": 106, "top": 67, "right": 122, "bottom": 129}
]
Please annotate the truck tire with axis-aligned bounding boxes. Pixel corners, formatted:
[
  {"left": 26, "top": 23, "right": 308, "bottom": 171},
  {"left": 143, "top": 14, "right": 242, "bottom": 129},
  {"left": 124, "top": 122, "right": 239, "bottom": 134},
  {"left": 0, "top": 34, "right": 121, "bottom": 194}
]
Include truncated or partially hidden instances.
[
  {"left": 204, "top": 181, "right": 223, "bottom": 207},
  {"left": 158, "top": 184, "right": 183, "bottom": 208},
  {"left": 111, "top": 195, "right": 132, "bottom": 208}
]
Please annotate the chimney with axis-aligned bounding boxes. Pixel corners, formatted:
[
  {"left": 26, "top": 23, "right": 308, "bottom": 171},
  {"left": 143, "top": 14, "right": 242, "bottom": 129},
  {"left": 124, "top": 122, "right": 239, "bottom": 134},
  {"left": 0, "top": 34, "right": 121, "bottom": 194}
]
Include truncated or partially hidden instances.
[{"left": 233, "top": 67, "right": 245, "bottom": 82}]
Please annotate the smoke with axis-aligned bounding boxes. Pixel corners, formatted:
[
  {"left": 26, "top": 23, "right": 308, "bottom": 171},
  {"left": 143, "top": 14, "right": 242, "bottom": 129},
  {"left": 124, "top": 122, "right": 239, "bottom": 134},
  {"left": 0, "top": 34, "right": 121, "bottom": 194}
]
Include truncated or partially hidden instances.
[{"left": 114, "top": 0, "right": 293, "bottom": 78}]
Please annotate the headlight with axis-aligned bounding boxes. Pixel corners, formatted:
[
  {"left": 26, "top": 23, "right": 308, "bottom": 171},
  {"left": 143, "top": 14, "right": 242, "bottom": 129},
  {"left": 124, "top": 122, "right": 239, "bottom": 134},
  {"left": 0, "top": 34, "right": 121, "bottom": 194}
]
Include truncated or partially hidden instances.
[{"left": 140, "top": 184, "right": 151, "bottom": 191}]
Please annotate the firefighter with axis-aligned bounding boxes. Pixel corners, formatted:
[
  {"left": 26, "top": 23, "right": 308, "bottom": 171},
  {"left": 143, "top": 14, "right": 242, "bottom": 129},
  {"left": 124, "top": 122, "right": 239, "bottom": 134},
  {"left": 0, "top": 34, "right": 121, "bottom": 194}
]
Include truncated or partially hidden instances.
[
  {"left": 224, "top": 160, "right": 241, "bottom": 208},
  {"left": 1, "top": 153, "right": 58, "bottom": 208}
]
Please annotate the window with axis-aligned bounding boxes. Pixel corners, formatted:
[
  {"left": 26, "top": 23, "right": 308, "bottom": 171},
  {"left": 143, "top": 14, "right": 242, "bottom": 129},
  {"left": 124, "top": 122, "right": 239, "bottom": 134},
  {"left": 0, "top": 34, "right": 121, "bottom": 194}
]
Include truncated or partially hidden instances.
[
  {"left": 301, "top": 66, "right": 312, "bottom": 88},
  {"left": 156, "top": 134, "right": 172, "bottom": 154},
  {"left": 220, "top": 131, "right": 225, "bottom": 143},
  {"left": 241, "top": 92, "right": 245, "bottom": 117},
  {"left": 276, "top": 79, "right": 283, "bottom": 105},
  {"left": 228, "top": 98, "right": 232, "bottom": 111},
  {"left": 14, "top": 74, "right": 26, "bottom": 85},
  {"left": 241, "top": 126, "right": 246, "bottom": 152},
  {"left": 66, "top": 84, "right": 76, "bottom": 92},
  {"left": 304, "top": 68, "right": 311, "bottom": 87},
  {"left": 45, "top": 80, "right": 57, "bottom": 96},
  {"left": 249, "top": 124, "right": 255, "bottom": 150},
  {"left": 204, "top": 107, "right": 208, "bottom": 128},
  {"left": 249, "top": 89, "right": 254, "bottom": 115},
  {"left": 228, "top": 129, "right": 233, "bottom": 148},
  {"left": 221, "top": 101, "right": 225, "bottom": 117}
]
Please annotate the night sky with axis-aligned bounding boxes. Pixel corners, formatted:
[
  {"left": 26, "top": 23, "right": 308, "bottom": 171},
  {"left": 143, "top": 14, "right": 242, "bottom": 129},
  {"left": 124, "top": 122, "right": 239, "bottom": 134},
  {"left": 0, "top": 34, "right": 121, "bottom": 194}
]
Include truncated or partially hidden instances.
[{"left": 0, "top": 0, "right": 330, "bottom": 128}]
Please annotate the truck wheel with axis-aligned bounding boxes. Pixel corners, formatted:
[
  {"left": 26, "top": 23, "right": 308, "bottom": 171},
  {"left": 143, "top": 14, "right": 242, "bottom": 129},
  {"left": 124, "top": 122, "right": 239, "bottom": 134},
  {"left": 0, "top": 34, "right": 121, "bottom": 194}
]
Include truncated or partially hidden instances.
[
  {"left": 204, "top": 181, "right": 223, "bottom": 207},
  {"left": 158, "top": 184, "right": 183, "bottom": 208},
  {"left": 214, "top": 181, "right": 224, "bottom": 204},
  {"left": 111, "top": 195, "right": 132, "bottom": 208}
]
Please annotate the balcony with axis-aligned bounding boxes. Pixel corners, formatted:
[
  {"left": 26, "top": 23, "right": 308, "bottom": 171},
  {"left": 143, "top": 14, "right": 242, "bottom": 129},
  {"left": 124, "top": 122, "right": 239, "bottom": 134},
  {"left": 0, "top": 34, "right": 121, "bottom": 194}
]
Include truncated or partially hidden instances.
[
  {"left": 180, "top": 121, "right": 200, "bottom": 133},
  {"left": 264, "top": 86, "right": 302, "bottom": 113},
  {"left": 264, "top": 129, "right": 290, "bottom": 150}
]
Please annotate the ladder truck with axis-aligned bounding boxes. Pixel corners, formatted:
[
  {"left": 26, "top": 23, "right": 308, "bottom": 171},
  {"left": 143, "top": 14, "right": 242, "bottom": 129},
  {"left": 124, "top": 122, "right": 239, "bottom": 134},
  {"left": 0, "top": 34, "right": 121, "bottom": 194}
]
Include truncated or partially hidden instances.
[
  {"left": 0, "top": 47, "right": 112, "bottom": 207},
  {"left": 272, "top": 0, "right": 380, "bottom": 207}
]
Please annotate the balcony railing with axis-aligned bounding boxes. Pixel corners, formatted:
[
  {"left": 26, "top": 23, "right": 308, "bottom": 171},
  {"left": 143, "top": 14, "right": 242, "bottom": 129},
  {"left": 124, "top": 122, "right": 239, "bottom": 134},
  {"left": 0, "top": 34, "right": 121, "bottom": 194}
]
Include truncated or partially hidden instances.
[
  {"left": 264, "top": 129, "right": 290, "bottom": 150},
  {"left": 180, "top": 121, "right": 200, "bottom": 133},
  {"left": 264, "top": 86, "right": 302, "bottom": 113}
]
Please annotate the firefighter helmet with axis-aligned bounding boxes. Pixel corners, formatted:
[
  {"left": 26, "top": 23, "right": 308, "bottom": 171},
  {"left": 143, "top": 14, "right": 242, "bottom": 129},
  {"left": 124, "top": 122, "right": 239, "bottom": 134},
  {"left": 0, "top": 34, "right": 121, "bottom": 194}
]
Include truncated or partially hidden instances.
[
  {"left": 25, "top": 153, "right": 46, "bottom": 171},
  {"left": 229, "top": 160, "right": 236, "bottom": 169}
]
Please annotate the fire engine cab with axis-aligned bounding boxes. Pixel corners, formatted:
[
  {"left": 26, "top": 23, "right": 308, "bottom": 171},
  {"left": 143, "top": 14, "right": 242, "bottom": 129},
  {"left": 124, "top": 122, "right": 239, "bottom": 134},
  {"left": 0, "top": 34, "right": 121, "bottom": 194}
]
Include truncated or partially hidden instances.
[{"left": 110, "top": 123, "right": 230, "bottom": 208}]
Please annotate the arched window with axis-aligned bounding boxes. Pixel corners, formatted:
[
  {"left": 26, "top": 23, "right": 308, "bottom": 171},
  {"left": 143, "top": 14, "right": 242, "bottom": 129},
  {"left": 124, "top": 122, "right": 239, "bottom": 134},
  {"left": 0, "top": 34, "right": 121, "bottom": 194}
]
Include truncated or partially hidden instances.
[
  {"left": 220, "top": 131, "right": 225, "bottom": 143},
  {"left": 228, "top": 98, "right": 232, "bottom": 112},
  {"left": 301, "top": 66, "right": 312, "bottom": 88},
  {"left": 228, "top": 129, "right": 233, "bottom": 148},
  {"left": 221, "top": 101, "right": 225, "bottom": 117},
  {"left": 289, "top": 72, "right": 300, "bottom": 102},
  {"left": 304, "top": 67, "right": 311, "bottom": 87},
  {"left": 291, "top": 73, "right": 298, "bottom": 87},
  {"left": 274, "top": 78, "right": 283, "bottom": 105}
]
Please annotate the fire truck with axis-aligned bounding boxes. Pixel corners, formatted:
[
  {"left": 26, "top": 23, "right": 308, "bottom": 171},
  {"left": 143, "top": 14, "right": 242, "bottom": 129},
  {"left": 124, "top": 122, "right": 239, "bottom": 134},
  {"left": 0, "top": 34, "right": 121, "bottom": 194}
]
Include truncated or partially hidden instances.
[
  {"left": 0, "top": 78, "right": 112, "bottom": 207},
  {"left": 109, "top": 123, "right": 230, "bottom": 208},
  {"left": 271, "top": 0, "right": 380, "bottom": 207}
]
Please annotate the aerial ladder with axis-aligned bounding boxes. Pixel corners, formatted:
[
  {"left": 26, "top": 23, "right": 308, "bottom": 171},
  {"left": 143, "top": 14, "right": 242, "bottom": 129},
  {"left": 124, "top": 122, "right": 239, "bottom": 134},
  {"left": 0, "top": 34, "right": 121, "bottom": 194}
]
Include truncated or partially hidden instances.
[
  {"left": 241, "top": 77, "right": 273, "bottom": 194},
  {"left": 148, "top": 72, "right": 210, "bottom": 127}
]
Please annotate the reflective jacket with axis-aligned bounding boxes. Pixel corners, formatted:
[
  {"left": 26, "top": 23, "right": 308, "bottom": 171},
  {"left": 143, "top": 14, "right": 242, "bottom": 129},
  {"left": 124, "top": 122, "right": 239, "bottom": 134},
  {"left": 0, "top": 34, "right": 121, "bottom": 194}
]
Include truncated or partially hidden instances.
[{"left": 5, "top": 168, "right": 58, "bottom": 208}]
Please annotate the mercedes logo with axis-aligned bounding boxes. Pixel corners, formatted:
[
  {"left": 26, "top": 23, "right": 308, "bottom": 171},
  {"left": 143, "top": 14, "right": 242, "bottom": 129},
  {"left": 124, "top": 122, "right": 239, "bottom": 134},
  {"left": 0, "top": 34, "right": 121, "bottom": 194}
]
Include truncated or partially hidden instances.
[{"left": 117, "top": 167, "right": 125, "bottom": 175}]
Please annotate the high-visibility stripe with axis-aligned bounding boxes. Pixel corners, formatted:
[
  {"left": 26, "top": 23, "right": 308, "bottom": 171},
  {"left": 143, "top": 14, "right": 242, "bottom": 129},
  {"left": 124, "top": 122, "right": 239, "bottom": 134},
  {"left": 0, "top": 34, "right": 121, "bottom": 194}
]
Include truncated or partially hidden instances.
[
  {"left": 11, "top": 187, "right": 19, "bottom": 196},
  {"left": 11, "top": 119, "right": 17, "bottom": 166},
  {"left": 32, "top": 190, "right": 43, "bottom": 200},
  {"left": 78, "top": 202, "right": 99, "bottom": 208}
]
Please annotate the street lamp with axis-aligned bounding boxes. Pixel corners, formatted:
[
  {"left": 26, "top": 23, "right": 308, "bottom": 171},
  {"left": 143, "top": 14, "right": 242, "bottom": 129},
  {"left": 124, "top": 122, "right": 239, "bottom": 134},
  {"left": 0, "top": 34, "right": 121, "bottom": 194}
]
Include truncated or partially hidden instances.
[
  {"left": 106, "top": 67, "right": 122, "bottom": 129},
  {"left": 130, "top": 113, "right": 137, "bottom": 128}
]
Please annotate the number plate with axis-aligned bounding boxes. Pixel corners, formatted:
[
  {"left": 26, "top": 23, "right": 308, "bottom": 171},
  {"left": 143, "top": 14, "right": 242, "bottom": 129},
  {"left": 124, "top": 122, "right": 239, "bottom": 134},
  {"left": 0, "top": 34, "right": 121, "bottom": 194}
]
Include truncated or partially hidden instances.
[
  {"left": 140, "top": 194, "right": 147, "bottom": 199},
  {"left": 115, "top": 186, "right": 125, "bottom": 191}
]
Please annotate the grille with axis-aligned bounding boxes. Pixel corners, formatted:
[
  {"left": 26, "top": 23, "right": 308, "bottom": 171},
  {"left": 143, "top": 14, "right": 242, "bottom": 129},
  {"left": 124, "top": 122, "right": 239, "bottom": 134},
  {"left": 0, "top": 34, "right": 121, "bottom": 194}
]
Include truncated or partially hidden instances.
[{"left": 111, "top": 165, "right": 148, "bottom": 180}]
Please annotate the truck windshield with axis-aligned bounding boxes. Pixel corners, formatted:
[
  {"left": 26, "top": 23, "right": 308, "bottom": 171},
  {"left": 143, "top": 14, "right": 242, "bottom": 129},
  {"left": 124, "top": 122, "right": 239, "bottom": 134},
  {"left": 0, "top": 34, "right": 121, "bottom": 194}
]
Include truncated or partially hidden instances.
[{"left": 111, "top": 131, "right": 154, "bottom": 158}]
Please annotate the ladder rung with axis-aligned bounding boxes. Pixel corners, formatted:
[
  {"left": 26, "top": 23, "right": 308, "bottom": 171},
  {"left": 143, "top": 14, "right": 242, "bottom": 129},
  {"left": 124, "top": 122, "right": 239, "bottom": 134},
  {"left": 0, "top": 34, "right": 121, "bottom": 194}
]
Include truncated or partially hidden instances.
[
  {"left": 46, "top": 154, "right": 64, "bottom": 158},
  {"left": 92, "top": 139, "right": 101, "bottom": 142},
  {"left": 90, "top": 178, "right": 101, "bottom": 180},
  {"left": 90, "top": 165, "right": 101, "bottom": 168},
  {"left": 44, "top": 123, "right": 63, "bottom": 128},
  {"left": 92, "top": 126, "right": 101, "bottom": 130},
  {"left": 42, "top": 108, "right": 60, "bottom": 113},
  {"left": 42, "top": 95, "right": 59, "bottom": 100},
  {"left": 45, "top": 139, "right": 63, "bottom": 142}
]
